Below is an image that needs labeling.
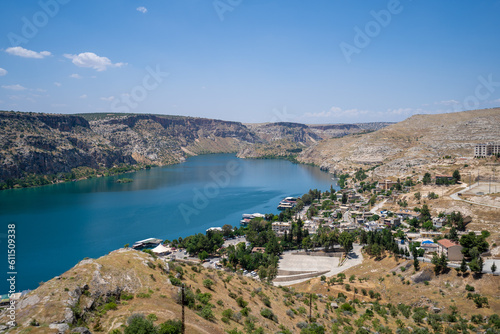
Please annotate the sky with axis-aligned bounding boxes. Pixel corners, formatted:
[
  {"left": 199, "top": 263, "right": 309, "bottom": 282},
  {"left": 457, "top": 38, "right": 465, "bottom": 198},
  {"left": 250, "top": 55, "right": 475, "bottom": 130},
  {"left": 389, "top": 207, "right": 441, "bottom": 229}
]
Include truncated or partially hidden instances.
[{"left": 0, "top": 0, "right": 499, "bottom": 124}]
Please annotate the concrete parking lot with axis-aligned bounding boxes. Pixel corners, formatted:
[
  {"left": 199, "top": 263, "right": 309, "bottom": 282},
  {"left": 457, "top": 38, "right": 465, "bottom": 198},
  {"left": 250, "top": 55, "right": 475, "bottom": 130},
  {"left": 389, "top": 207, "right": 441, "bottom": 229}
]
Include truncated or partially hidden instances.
[{"left": 275, "top": 245, "right": 364, "bottom": 286}]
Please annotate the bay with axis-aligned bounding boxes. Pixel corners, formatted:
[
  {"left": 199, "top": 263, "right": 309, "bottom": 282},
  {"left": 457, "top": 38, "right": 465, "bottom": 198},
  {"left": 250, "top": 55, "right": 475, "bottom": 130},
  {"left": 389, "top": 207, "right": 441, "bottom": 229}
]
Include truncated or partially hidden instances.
[{"left": 0, "top": 154, "right": 337, "bottom": 292}]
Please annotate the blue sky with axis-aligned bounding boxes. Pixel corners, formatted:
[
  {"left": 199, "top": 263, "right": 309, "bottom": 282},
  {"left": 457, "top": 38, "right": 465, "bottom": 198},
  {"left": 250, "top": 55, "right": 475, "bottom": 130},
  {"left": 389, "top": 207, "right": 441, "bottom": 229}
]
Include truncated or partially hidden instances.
[{"left": 0, "top": 0, "right": 499, "bottom": 124}]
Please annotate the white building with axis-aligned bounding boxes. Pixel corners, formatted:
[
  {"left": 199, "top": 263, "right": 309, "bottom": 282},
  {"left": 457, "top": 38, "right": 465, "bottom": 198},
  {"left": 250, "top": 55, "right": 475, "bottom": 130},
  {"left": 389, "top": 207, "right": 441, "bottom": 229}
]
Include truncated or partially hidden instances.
[
  {"left": 271, "top": 221, "right": 291, "bottom": 236},
  {"left": 474, "top": 143, "right": 500, "bottom": 157}
]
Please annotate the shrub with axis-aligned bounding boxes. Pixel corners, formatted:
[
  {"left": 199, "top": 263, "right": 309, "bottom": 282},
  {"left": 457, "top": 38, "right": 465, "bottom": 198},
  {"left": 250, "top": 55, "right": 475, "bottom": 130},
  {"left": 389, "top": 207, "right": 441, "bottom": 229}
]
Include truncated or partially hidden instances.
[
  {"left": 203, "top": 279, "right": 214, "bottom": 290},
  {"left": 222, "top": 309, "right": 234, "bottom": 319},
  {"left": 147, "top": 314, "right": 158, "bottom": 322},
  {"left": 260, "top": 308, "right": 277, "bottom": 322},
  {"left": 240, "top": 307, "right": 250, "bottom": 317},
  {"left": 340, "top": 303, "right": 355, "bottom": 313},
  {"left": 158, "top": 319, "right": 183, "bottom": 334},
  {"left": 169, "top": 276, "right": 182, "bottom": 286},
  {"left": 465, "top": 284, "right": 475, "bottom": 292},
  {"left": 200, "top": 305, "right": 215, "bottom": 320},
  {"left": 196, "top": 292, "right": 212, "bottom": 305},
  {"left": 286, "top": 309, "right": 295, "bottom": 318},
  {"left": 136, "top": 292, "right": 151, "bottom": 298},
  {"left": 236, "top": 297, "right": 248, "bottom": 308}
]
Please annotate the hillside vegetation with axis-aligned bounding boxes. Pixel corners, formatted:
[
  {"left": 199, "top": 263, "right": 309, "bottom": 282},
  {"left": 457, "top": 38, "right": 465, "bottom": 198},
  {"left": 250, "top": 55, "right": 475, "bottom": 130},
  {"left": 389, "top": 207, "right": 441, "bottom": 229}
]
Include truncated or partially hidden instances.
[{"left": 2, "top": 248, "right": 498, "bottom": 334}]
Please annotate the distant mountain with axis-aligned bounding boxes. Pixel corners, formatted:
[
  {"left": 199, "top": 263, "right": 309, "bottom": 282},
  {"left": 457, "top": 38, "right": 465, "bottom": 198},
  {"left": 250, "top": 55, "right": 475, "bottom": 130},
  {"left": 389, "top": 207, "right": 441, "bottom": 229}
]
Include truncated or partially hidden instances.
[
  {"left": 237, "top": 121, "right": 393, "bottom": 159},
  {"left": 298, "top": 108, "right": 500, "bottom": 177}
]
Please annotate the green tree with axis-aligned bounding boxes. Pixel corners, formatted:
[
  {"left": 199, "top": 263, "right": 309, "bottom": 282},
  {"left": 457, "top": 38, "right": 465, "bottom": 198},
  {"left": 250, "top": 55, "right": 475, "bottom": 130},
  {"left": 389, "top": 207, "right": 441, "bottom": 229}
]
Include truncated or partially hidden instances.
[
  {"left": 222, "top": 224, "right": 234, "bottom": 237},
  {"left": 420, "top": 205, "right": 431, "bottom": 223},
  {"left": 460, "top": 258, "right": 468, "bottom": 275},
  {"left": 158, "top": 320, "right": 183, "bottom": 334},
  {"left": 422, "top": 172, "right": 431, "bottom": 185},
  {"left": 414, "top": 192, "right": 421, "bottom": 200},
  {"left": 342, "top": 192, "right": 348, "bottom": 205},
  {"left": 339, "top": 231, "right": 354, "bottom": 254},
  {"left": 491, "top": 262, "right": 497, "bottom": 273},
  {"left": 198, "top": 251, "right": 209, "bottom": 261},
  {"left": 439, "top": 253, "right": 448, "bottom": 273},
  {"left": 124, "top": 315, "right": 157, "bottom": 334},
  {"left": 300, "top": 323, "right": 325, "bottom": 334},
  {"left": 452, "top": 170, "right": 461, "bottom": 183},
  {"left": 468, "top": 258, "right": 483, "bottom": 276}
]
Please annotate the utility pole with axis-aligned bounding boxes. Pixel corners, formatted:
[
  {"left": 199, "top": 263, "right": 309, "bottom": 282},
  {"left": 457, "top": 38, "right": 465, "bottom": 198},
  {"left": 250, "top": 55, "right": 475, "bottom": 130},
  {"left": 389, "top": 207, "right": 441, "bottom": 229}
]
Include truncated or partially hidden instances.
[
  {"left": 181, "top": 284, "right": 185, "bottom": 334},
  {"left": 309, "top": 293, "right": 312, "bottom": 323}
]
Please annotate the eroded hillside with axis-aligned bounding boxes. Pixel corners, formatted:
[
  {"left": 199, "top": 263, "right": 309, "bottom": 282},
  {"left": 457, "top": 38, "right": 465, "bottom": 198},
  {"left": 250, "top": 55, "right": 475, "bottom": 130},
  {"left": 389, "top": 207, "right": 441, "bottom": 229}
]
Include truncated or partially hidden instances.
[{"left": 298, "top": 109, "right": 500, "bottom": 177}]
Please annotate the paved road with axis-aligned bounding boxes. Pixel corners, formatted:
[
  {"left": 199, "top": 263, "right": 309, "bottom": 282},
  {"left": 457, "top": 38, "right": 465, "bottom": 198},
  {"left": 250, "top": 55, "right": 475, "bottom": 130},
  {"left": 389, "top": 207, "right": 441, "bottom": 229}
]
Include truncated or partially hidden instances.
[
  {"left": 450, "top": 182, "right": 500, "bottom": 209},
  {"left": 370, "top": 199, "right": 388, "bottom": 214}
]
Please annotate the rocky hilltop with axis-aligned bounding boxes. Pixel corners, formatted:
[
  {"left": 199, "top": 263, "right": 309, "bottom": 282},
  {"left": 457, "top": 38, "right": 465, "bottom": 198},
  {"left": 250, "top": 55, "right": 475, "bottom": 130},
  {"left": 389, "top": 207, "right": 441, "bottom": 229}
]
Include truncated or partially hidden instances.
[
  {"left": 298, "top": 108, "right": 500, "bottom": 177},
  {"left": 237, "top": 121, "right": 392, "bottom": 159}
]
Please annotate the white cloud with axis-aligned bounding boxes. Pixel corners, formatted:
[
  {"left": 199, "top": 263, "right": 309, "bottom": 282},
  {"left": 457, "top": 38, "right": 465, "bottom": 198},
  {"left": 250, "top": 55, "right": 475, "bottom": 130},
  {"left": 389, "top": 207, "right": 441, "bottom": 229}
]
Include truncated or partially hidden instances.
[
  {"left": 137, "top": 6, "right": 148, "bottom": 13},
  {"left": 80, "top": 94, "right": 88, "bottom": 99},
  {"left": 0, "top": 68, "right": 7, "bottom": 76},
  {"left": 5, "top": 46, "right": 51, "bottom": 59},
  {"left": 2, "top": 84, "right": 26, "bottom": 91},
  {"left": 100, "top": 96, "right": 115, "bottom": 101},
  {"left": 63, "top": 52, "right": 126, "bottom": 71},
  {"left": 54, "top": 82, "right": 62, "bottom": 87},
  {"left": 70, "top": 73, "right": 82, "bottom": 79}
]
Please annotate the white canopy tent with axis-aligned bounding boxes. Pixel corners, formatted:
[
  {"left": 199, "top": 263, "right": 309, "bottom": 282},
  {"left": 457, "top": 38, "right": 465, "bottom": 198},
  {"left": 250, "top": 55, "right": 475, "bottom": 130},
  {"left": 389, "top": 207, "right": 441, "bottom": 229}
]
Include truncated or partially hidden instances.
[{"left": 151, "top": 244, "right": 171, "bottom": 255}]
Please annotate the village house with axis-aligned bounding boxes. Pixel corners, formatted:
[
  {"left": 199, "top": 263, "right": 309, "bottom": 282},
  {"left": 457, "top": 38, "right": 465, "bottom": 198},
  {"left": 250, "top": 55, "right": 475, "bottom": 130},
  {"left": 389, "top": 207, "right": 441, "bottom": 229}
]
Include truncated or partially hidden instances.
[
  {"left": 251, "top": 247, "right": 266, "bottom": 254},
  {"left": 420, "top": 231, "right": 444, "bottom": 239},
  {"left": 378, "top": 180, "right": 399, "bottom": 191},
  {"left": 432, "top": 217, "right": 446, "bottom": 229},
  {"left": 383, "top": 217, "right": 401, "bottom": 228},
  {"left": 437, "top": 239, "right": 464, "bottom": 261},
  {"left": 396, "top": 209, "right": 422, "bottom": 220},
  {"left": 406, "top": 232, "right": 421, "bottom": 242},
  {"left": 303, "top": 220, "right": 318, "bottom": 234},
  {"left": 271, "top": 221, "right": 291, "bottom": 236},
  {"left": 420, "top": 241, "right": 439, "bottom": 254}
]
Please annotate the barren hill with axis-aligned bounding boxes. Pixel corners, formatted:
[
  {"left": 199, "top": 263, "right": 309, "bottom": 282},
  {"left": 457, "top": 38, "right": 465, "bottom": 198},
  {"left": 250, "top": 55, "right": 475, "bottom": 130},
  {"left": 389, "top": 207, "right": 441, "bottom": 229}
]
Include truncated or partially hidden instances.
[
  {"left": 2, "top": 248, "right": 498, "bottom": 333},
  {"left": 298, "top": 108, "right": 500, "bottom": 177}
]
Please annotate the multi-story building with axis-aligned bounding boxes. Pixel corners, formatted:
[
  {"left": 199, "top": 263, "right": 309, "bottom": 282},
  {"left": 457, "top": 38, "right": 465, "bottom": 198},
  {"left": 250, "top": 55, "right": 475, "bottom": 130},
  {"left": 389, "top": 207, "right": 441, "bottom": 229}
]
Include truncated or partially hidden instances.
[
  {"left": 474, "top": 143, "right": 500, "bottom": 157},
  {"left": 271, "top": 221, "right": 291, "bottom": 236}
]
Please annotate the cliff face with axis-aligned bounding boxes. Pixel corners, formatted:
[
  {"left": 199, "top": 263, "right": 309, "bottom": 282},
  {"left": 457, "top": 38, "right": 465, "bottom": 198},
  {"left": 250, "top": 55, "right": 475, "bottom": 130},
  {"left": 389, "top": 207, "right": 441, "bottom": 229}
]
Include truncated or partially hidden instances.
[
  {"left": 0, "top": 111, "right": 394, "bottom": 183},
  {"left": 0, "top": 112, "right": 258, "bottom": 182}
]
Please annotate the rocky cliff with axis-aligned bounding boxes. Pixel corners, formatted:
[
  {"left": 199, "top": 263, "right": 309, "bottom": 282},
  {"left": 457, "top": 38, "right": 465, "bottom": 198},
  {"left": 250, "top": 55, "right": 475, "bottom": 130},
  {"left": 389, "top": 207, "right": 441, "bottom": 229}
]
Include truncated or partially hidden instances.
[
  {"left": 0, "top": 112, "right": 259, "bottom": 183},
  {"left": 298, "top": 108, "right": 500, "bottom": 177},
  {"left": 0, "top": 111, "right": 393, "bottom": 185}
]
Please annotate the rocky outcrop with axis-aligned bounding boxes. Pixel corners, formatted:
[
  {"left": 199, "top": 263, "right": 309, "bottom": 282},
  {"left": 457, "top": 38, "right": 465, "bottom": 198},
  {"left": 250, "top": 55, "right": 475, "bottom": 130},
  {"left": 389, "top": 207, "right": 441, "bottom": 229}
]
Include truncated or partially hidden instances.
[{"left": 0, "top": 112, "right": 258, "bottom": 182}]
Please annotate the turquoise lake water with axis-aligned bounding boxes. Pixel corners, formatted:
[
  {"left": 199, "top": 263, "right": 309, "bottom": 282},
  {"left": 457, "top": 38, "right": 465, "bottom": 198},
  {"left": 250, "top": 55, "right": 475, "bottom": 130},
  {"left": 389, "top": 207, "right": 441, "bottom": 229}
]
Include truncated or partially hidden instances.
[{"left": 0, "top": 154, "right": 337, "bottom": 292}]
